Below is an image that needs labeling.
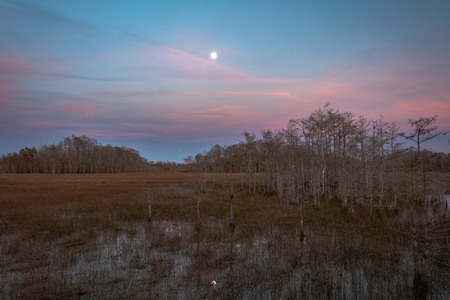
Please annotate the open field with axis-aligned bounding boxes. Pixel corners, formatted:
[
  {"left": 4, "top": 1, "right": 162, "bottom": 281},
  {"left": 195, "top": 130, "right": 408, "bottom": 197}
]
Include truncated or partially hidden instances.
[{"left": 0, "top": 173, "right": 448, "bottom": 299}]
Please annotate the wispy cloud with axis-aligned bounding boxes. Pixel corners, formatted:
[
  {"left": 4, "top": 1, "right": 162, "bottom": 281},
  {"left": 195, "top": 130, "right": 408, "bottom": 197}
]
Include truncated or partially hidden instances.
[
  {"left": 94, "top": 89, "right": 297, "bottom": 99},
  {"left": 22, "top": 119, "right": 61, "bottom": 129},
  {"left": 213, "top": 91, "right": 296, "bottom": 98},
  {"left": 95, "top": 90, "right": 196, "bottom": 98},
  {"left": 127, "top": 33, "right": 251, "bottom": 76},
  {"left": 2, "top": 0, "right": 100, "bottom": 33},
  {"left": 0, "top": 80, "right": 16, "bottom": 108},
  {"left": 193, "top": 104, "right": 248, "bottom": 117},
  {"left": 21, "top": 119, "right": 96, "bottom": 130},
  {"left": 47, "top": 72, "right": 138, "bottom": 81},
  {"left": 125, "top": 32, "right": 314, "bottom": 85},
  {"left": 0, "top": 51, "right": 35, "bottom": 75},
  {"left": 0, "top": 52, "right": 32, "bottom": 108},
  {"left": 55, "top": 103, "right": 102, "bottom": 119}
]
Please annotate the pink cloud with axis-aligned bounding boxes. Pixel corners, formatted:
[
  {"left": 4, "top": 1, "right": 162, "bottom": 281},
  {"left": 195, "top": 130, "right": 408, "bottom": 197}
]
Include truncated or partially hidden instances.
[
  {"left": 111, "top": 103, "right": 266, "bottom": 138},
  {"left": 392, "top": 98, "right": 450, "bottom": 122},
  {"left": 125, "top": 36, "right": 294, "bottom": 85},
  {"left": 121, "top": 35, "right": 347, "bottom": 89},
  {"left": 286, "top": 59, "right": 448, "bottom": 134},
  {"left": 0, "top": 80, "right": 16, "bottom": 108},
  {"left": 128, "top": 33, "right": 253, "bottom": 78},
  {"left": 22, "top": 119, "right": 94, "bottom": 129},
  {"left": 55, "top": 103, "right": 102, "bottom": 119},
  {"left": 0, "top": 52, "right": 35, "bottom": 108},
  {"left": 23, "top": 120, "right": 60, "bottom": 129},
  {"left": 193, "top": 104, "right": 250, "bottom": 118},
  {"left": 95, "top": 90, "right": 197, "bottom": 98},
  {"left": 95, "top": 89, "right": 298, "bottom": 99},
  {"left": 213, "top": 91, "right": 296, "bottom": 98},
  {"left": 119, "top": 122, "right": 173, "bottom": 136},
  {"left": 0, "top": 52, "right": 35, "bottom": 75}
]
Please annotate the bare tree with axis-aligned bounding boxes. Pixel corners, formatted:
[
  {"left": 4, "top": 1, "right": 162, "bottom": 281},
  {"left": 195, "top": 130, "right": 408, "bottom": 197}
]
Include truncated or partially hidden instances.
[
  {"left": 401, "top": 116, "right": 444, "bottom": 206},
  {"left": 241, "top": 131, "right": 257, "bottom": 194},
  {"left": 400, "top": 116, "right": 447, "bottom": 300}
]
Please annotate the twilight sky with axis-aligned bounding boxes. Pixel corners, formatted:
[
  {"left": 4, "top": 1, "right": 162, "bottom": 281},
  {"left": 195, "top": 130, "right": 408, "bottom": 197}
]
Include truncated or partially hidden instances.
[{"left": 1, "top": 0, "right": 449, "bottom": 161}]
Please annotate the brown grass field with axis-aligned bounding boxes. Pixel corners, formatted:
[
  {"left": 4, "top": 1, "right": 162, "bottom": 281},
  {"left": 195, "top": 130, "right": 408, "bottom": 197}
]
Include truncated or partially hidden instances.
[{"left": 0, "top": 173, "right": 448, "bottom": 299}]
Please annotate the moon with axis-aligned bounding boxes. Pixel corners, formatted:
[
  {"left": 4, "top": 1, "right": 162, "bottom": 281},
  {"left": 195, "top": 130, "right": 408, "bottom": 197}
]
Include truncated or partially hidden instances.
[{"left": 210, "top": 52, "right": 217, "bottom": 60}]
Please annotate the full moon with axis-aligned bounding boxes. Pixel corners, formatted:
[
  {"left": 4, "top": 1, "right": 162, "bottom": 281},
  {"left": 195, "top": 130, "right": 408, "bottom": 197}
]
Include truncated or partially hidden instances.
[{"left": 210, "top": 52, "right": 217, "bottom": 59}]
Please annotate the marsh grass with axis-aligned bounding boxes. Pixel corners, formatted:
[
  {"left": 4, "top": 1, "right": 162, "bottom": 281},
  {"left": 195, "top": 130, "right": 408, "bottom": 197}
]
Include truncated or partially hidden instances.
[{"left": 0, "top": 173, "right": 448, "bottom": 299}]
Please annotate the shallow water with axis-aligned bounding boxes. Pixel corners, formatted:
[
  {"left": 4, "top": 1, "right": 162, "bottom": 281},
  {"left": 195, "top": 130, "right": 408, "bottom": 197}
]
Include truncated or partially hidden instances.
[{"left": 1, "top": 218, "right": 448, "bottom": 299}]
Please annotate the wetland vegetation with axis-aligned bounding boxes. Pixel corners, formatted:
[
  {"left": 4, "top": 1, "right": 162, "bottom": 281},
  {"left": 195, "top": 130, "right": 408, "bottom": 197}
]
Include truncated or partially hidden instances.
[{"left": 0, "top": 173, "right": 448, "bottom": 299}]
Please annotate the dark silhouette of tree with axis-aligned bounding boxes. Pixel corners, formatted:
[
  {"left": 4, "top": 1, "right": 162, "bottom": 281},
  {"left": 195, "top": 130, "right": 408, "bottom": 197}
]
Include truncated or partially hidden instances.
[{"left": 0, "top": 135, "right": 151, "bottom": 173}]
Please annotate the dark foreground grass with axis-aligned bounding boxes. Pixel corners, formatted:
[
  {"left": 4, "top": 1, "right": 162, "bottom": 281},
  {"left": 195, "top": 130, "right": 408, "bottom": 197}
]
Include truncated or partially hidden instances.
[{"left": 0, "top": 173, "right": 448, "bottom": 299}]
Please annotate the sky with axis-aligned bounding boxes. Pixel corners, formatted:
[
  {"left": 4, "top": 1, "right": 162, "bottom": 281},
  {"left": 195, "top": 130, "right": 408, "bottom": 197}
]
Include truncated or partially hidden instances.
[{"left": 1, "top": 0, "right": 449, "bottom": 162}]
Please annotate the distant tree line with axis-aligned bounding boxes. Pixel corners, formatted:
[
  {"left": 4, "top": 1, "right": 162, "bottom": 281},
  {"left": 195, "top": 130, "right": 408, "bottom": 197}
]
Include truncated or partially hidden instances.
[
  {"left": 185, "top": 103, "right": 449, "bottom": 212},
  {"left": 0, "top": 134, "right": 153, "bottom": 174}
]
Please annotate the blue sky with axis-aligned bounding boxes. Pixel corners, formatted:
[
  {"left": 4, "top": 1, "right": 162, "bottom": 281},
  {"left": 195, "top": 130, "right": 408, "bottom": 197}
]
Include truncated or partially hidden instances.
[{"left": 0, "top": 0, "right": 449, "bottom": 161}]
